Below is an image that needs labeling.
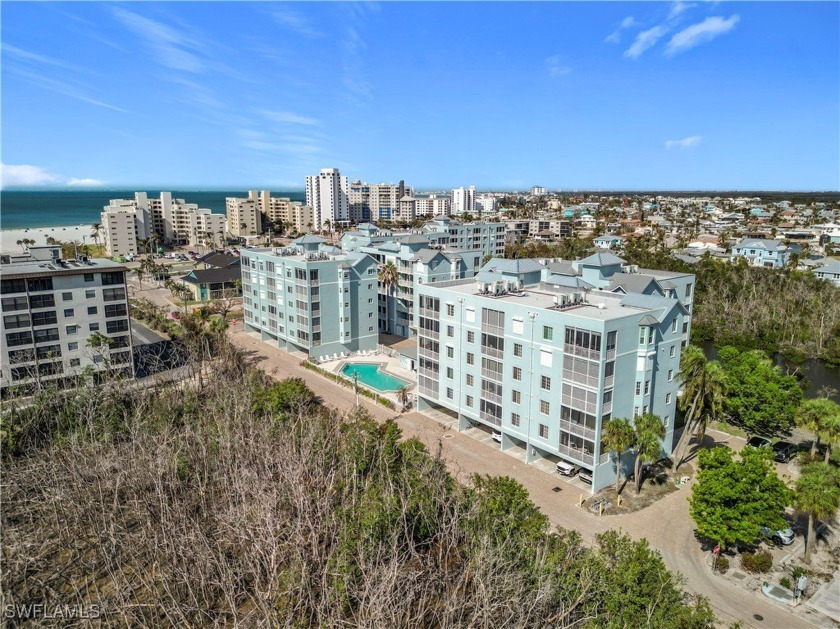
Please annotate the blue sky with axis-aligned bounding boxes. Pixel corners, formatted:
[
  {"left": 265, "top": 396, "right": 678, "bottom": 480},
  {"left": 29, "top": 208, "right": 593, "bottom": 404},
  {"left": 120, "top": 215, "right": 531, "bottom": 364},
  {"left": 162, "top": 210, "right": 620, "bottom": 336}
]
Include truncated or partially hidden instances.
[{"left": 1, "top": 1, "right": 838, "bottom": 191}]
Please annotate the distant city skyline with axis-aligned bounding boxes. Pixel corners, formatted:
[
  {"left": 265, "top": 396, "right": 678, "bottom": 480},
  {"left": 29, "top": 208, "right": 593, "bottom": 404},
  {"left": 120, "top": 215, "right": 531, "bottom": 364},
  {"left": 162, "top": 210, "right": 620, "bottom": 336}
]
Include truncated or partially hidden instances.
[{"left": 1, "top": 2, "right": 838, "bottom": 191}]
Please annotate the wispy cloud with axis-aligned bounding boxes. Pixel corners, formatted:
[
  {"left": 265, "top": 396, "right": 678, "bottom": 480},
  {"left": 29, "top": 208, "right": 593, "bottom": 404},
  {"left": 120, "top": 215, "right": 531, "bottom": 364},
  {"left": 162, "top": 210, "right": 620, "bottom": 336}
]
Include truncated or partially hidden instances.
[
  {"left": 606, "top": 16, "right": 638, "bottom": 44},
  {"left": 2, "top": 43, "right": 79, "bottom": 71},
  {"left": 545, "top": 55, "right": 572, "bottom": 78},
  {"left": 665, "top": 135, "right": 703, "bottom": 150},
  {"left": 625, "top": 26, "right": 668, "bottom": 59},
  {"left": 111, "top": 7, "right": 204, "bottom": 72},
  {"left": 665, "top": 15, "right": 740, "bottom": 56},
  {"left": 261, "top": 110, "right": 321, "bottom": 126},
  {"left": 7, "top": 66, "right": 127, "bottom": 112},
  {"left": 67, "top": 178, "right": 106, "bottom": 187},
  {"left": 269, "top": 6, "right": 322, "bottom": 38},
  {"left": 668, "top": 2, "right": 696, "bottom": 20}
]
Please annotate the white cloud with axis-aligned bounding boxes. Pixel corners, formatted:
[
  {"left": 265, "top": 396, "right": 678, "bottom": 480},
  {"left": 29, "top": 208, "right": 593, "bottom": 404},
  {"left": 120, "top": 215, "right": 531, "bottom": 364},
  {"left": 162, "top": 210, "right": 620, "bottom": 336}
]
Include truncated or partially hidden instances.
[
  {"left": 269, "top": 7, "right": 322, "bottom": 38},
  {"left": 668, "top": 2, "right": 696, "bottom": 20},
  {"left": 606, "top": 16, "right": 638, "bottom": 44},
  {"left": 665, "top": 135, "right": 703, "bottom": 150},
  {"left": 2, "top": 44, "right": 78, "bottom": 70},
  {"left": 261, "top": 110, "right": 321, "bottom": 126},
  {"left": 625, "top": 26, "right": 668, "bottom": 59},
  {"left": 545, "top": 55, "right": 572, "bottom": 78},
  {"left": 665, "top": 15, "right": 740, "bottom": 56},
  {"left": 1, "top": 163, "right": 62, "bottom": 187},
  {"left": 1, "top": 163, "right": 106, "bottom": 188},
  {"left": 111, "top": 7, "right": 204, "bottom": 72}
]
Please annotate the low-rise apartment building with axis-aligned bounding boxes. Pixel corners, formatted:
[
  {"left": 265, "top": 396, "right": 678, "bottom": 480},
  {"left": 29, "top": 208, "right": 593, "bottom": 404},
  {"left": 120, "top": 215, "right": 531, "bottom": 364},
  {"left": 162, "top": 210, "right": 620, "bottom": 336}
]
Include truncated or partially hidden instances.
[
  {"left": 414, "top": 255, "right": 693, "bottom": 493},
  {"left": 1, "top": 246, "right": 133, "bottom": 391},
  {"left": 241, "top": 237, "right": 379, "bottom": 360}
]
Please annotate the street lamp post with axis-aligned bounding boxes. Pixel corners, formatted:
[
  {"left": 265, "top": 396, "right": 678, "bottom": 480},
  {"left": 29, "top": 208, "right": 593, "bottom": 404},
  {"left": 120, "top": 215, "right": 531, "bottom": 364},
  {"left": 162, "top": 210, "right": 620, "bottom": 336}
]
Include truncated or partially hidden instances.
[{"left": 526, "top": 311, "right": 538, "bottom": 464}]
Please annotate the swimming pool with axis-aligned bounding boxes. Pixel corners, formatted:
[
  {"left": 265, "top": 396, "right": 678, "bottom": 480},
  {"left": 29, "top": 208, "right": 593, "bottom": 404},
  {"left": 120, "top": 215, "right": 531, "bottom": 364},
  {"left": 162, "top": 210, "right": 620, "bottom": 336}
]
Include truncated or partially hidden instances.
[{"left": 340, "top": 362, "right": 411, "bottom": 392}]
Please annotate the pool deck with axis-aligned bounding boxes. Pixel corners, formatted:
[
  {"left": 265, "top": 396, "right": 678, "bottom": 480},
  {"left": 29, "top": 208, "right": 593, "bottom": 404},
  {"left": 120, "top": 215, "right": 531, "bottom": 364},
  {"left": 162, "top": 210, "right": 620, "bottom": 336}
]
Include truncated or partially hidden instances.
[{"left": 321, "top": 354, "right": 416, "bottom": 406}]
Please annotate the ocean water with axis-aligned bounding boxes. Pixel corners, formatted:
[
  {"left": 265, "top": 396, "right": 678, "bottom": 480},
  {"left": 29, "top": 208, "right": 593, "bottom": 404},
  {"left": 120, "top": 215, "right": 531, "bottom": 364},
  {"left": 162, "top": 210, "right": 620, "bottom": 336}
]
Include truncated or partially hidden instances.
[{"left": 0, "top": 189, "right": 305, "bottom": 230}]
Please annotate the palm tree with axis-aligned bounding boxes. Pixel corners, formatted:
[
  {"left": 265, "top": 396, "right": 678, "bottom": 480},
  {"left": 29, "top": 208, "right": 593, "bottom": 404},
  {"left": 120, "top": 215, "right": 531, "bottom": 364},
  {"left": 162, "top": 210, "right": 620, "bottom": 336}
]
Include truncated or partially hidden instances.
[
  {"left": 16, "top": 239, "right": 24, "bottom": 253},
  {"left": 133, "top": 266, "right": 145, "bottom": 289},
  {"left": 632, "top": 413, "right": 665, "bottom": 494},
  {"left": 377, "top": 261, "right": 399, "bottom": 334},
  {"left": 672, "top": 346, "right": 728, "bottom": 471},
  {"left": 137, "top": 237, "right": 151, "bottom": 256},
  {"left": 90, "top": 223, "right": 103, "bottom": 253},
  {"left": 796, "top": 398, "right": 840, "bottom": 459},
  {"left": 395, "top": 386, "right": 410, "bottom": 412},
  {"left": 819, "top": 413, "right": 840, "bottom": 463},
  {"left": 602, "top": 418, "right": 635, "bottom": 495},
  {"left": 794, "top": 463, "right": 840, "bottom": 563}
]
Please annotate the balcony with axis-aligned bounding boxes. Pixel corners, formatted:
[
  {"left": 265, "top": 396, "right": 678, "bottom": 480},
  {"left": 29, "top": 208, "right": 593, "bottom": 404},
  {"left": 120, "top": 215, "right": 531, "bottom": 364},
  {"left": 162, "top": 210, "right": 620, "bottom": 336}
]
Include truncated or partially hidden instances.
[
  {"left": 419, "top": 307, "right": 438, "bottom": 319},
  {"left": 562, "top": 369, "right": 600, "bottom": 389},
  {"left": 556, "top": 443, "right": 594, "bottom": 466},
  {"left": 560, "top": 419, "right": 596, "bottom": 442},
  {"left": 479, "top": 410, "right": 502, "bottom": 427},
  {"left": 480, "top": 367, "right": 503, "bottom": 382},
  {"left": 564, "top": 344, "right": 601, "bottom": 361}
]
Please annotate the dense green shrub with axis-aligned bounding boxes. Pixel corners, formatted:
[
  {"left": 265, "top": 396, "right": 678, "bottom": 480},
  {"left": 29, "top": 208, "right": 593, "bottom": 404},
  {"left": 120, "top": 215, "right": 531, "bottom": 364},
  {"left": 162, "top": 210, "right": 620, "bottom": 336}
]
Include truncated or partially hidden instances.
[
  {"left": 741, "top": 550, "right": 773, "bottom": 573},
  {"left": 716, "top": 556, "right": 730, "bottom": 574},
  {"left": 780, "top": 577, "right": 792, "bottom": 590}
]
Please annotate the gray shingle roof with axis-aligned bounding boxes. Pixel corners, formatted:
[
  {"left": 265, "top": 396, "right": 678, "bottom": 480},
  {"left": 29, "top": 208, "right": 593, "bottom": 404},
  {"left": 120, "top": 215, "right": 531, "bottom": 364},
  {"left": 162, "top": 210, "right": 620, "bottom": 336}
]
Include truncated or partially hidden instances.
[
  {"left": 578, "top": 251, "right": 626, "bottom": 266},
  {"left": 293, "top": 234, "right": 326, "bottom": 244},
  {"left": 606, "top": 272, "right": 661, "bottom": 295},
  {"left": 482, "top": 258, "right": 545, "bottom": 274}
]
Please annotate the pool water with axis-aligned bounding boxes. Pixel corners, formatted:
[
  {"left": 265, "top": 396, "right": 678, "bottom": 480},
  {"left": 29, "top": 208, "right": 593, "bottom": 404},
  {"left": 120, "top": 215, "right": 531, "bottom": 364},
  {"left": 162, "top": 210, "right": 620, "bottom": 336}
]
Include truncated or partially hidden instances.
[{"left": 341, "top": 362, "right": 411, "bottom": 392}]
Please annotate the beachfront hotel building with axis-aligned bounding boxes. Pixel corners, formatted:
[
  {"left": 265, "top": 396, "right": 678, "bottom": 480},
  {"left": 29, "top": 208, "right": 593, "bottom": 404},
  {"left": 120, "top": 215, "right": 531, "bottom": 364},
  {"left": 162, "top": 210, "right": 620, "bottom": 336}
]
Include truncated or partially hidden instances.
[
  {"left": 101, "top": 192, "right": 227, "bottom": 256},
  {"left": 306, "top": 168, "right": 350, "bottom": 231},
  {"left": 240, "top": 235, "right": 379, "bottom": 361},
  {"left": 225, "top": 191, "right": 263, "bottom": 238},
  {"left": 225, "top": 190, "right": 315, "bottom": 237},
  {"left": 1, "top": 246, "right": 133, "bottom": 392},
  {"left": 414, "top": 252, "right": 694, "bottom": 492}
]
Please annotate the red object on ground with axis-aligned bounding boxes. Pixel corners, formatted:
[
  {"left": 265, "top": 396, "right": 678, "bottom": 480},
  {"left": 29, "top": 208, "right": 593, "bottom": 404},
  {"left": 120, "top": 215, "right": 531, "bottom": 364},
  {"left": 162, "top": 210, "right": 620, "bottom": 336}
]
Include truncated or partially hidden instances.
[{"left": 172, "top": 311, "right": 180, "bottom": 320}]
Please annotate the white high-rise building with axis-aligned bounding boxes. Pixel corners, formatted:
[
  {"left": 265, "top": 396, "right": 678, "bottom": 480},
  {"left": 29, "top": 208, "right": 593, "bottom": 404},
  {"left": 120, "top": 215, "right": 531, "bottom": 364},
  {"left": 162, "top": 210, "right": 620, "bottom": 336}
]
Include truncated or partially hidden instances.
[
  {"left": 415, "top": 195, "right": 451, "bottom": 217},
  {"left": 476, "top": 194, "right": 497, "bottom": 215},
  {"left": 305, "top": 168, "right": 350, "bottom": 231},
  {"left": 226, "top": 191, "right": 262, "bottom": 238},
  {"left": 531, "top": 185, "right": 548, "bottom": 196},
  {"left": 348, "top": 180, "right": 407, "bottom": 222},
  {"left": 101, "top": 192, "right": 226, "bottom": 255},
  {"left": 451, "top": 185, "right": 476, "bottom": 215}
]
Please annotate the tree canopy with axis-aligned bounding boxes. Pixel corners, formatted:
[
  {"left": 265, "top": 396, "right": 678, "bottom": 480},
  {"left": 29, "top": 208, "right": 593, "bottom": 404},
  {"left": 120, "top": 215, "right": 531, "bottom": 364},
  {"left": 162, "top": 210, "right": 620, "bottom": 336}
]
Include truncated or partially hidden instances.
[
  {"left": 689, "top": 446, "right": 792, "bottom": 549},
  {"left": 717, "top": 347, "right": 802, "bottom": 437}
]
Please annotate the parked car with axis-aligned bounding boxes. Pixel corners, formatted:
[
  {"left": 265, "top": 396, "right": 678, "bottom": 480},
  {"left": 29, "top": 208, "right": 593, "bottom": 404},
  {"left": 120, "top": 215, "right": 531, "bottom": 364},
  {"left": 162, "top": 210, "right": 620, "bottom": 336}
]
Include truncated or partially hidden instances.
[
  {"left": 746, "top": 436, "right": 772, "bottom": 449},
  {"left": 772, "top": 441, "right": 798, "bottom": 463},
  {"left": 491, "top": 431, "right": 502, "bottom": 444},
  {"left": 555, "top": 460, "right": 579, "bottom": 477},
  {"left": 761, "top": 526, "right": 795, "bottom": 546},
  {"left": 578, "top": 470, "right": 593, "bottom": 485}
]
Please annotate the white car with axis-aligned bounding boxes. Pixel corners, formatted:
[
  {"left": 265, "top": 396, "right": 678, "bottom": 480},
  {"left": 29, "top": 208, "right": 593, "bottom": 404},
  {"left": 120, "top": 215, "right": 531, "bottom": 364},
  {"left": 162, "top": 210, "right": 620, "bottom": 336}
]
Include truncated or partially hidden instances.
[
  {"left": 492, "top": 431, "right": 502, "bottom": 443},
  {"left": 556, "top": 460, "right": 579, "bottom": 476}
]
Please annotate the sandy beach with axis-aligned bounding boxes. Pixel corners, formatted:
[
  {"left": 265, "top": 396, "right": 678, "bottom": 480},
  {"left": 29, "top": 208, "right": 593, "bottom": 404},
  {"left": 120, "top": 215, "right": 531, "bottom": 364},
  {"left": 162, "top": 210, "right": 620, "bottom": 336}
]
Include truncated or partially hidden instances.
[{"left": 1, "top": 224, "right": 97, "bottom": 253}]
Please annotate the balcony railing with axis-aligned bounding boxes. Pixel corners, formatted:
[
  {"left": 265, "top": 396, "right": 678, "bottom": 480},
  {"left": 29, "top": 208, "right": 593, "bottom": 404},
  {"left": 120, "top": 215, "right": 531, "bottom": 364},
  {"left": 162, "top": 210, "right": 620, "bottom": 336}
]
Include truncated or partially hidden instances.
[
  {"left": 481, "top": 345, "right": 504, "bottom": 360},
  {"left": 561, "top": 395, "right": 598, "bottom": 417},
  {"left": 562, "top": 369, "right": 600, "bottom": 389},
  {"left": 419, "top": 307, "right": 439, "bottom": 319},
  {"left": 560, "top": 420, "right": 596, "bottom": 442},
  {"left": 556, "top": 443, "right": 594, "bottom": 466},
  {"left": 480, "top": 368, "right": 503, "bottom": 382},
  {"left": 482, "top": 390, "right": 502, "bottom": 405},
  {"left": 479, "top": 410, "right": 502, "bottom": 427},
  {"left": 564, "top": 344, "right": 601, "bottom": 361}
]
